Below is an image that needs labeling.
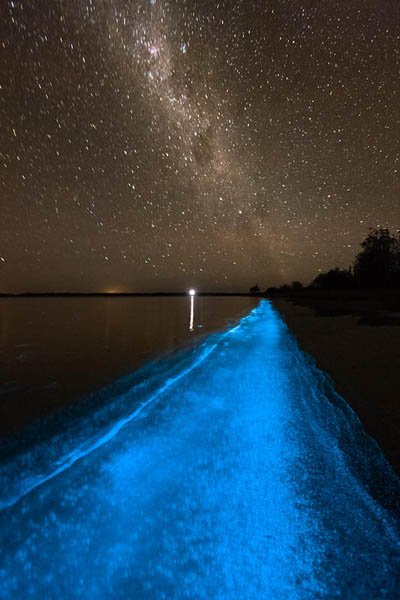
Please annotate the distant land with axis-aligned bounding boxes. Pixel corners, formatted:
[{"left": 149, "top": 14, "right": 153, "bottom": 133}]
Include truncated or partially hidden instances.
[{"left": 0, "top": 291, "right": 254, "bottom": 297}]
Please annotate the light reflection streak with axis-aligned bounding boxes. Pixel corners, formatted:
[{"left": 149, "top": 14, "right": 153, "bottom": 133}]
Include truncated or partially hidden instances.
[{"left": 189, "top": 294, "right": 194, "bottom": 331}]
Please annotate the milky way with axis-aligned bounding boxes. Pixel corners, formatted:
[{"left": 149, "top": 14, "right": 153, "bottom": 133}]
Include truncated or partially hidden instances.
[{"left": 1, "top": 0, "right": 399, "bottom": 292}]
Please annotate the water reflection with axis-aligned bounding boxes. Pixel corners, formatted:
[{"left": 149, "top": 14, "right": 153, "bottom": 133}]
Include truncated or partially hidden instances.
[
  {"left": 188, "top": 289, "right": 196, "bottom": 331},
  {"left": 0, "top": 296, "right": 257, "bottom": 434}
]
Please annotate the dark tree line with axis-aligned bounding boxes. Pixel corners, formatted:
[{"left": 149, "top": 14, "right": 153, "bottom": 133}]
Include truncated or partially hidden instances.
[
  {"left": 263, "top": 228, "right": 400, "bottom": 294},
  {"left": 353, "top": 228, "right": 400, "bottom": 288}
]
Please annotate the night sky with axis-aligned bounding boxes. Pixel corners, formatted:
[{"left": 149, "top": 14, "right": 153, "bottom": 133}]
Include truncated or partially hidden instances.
[{"left": 1, "top": 0, "right": 399, "bottom": 292}]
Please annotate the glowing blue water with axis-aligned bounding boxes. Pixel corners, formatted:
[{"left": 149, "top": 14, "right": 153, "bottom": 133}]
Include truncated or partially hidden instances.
[{"left": 0, "top": 301, "right": 399, "bottom": 598}]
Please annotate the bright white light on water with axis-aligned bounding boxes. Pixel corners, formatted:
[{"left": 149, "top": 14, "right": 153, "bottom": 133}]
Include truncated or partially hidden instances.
[{"left": 189, "top": 292, "right": 195, "bottom": 331}]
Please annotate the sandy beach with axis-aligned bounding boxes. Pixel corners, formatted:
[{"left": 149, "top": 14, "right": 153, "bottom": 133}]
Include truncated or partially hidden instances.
[{"left": 273, "top": 298, "right": 400, "bottom": 474}]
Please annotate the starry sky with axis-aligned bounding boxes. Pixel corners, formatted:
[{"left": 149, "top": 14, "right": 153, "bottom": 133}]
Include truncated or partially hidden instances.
[{"left": 1, "top": 0, "right": 399, "bottom": 292}]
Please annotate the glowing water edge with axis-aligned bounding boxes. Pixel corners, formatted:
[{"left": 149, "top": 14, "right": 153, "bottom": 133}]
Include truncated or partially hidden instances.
[{"left": 0, "top": 301, "right": 399, "bottom": 599}]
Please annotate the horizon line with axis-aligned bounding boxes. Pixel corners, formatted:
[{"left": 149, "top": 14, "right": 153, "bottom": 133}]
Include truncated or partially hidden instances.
[{"left": 0, "top": 291, "right": 260, "bottom": 297}]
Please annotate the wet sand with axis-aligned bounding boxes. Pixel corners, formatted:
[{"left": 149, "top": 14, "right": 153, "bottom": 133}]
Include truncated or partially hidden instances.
[{"left": 273, "top": 298, "right": 400, "bottom": 474}]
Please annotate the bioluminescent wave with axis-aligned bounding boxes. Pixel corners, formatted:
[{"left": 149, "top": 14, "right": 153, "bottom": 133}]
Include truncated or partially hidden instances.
[{"left": 0, "top": 301, "right": 399, "bottom": 598}]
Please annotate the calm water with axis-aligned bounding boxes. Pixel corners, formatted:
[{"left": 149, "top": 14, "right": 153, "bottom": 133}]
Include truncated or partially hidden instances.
[{"left": 0, "top": 296, "right": 257, "bottom": 434}]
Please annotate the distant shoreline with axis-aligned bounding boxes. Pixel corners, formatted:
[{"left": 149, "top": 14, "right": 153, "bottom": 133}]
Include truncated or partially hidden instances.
[{"left": 0, "top": 292, "right": 255, "bottom": 298}]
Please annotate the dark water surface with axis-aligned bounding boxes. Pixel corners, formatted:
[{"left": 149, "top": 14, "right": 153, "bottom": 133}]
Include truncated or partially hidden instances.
[{"left": 0, "top": 296, "right": 257, "bottom": 434}]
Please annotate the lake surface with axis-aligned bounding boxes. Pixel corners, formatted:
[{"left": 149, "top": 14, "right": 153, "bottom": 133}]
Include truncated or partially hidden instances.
[
  {"left": 0, "top": 300, "right": 399, "bottom": 598},
  {"left": 0, "top": 296, "right": 257, "bottom": 434}
]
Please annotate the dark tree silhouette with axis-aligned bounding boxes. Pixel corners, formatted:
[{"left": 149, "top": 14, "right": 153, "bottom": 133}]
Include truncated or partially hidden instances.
[
  {"left": 264, "top": 281, "right": 304, "bottom": 296},
  {"left": 264, "top": 228, "right": 400, "bottom": 293},
  {"left": 310, "top": 268, "right": 354, "bottom": 290},
  {"left": 354, "top": 228, "right": 400, "bottom": 288},
  {"left": 250, "top": 283, "right": 261, "bottom": 295}
]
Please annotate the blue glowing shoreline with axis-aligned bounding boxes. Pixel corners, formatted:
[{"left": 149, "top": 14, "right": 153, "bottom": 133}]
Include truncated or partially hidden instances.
[{"left": 0, "top": 300, "right": 399, "bottom": 598}]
